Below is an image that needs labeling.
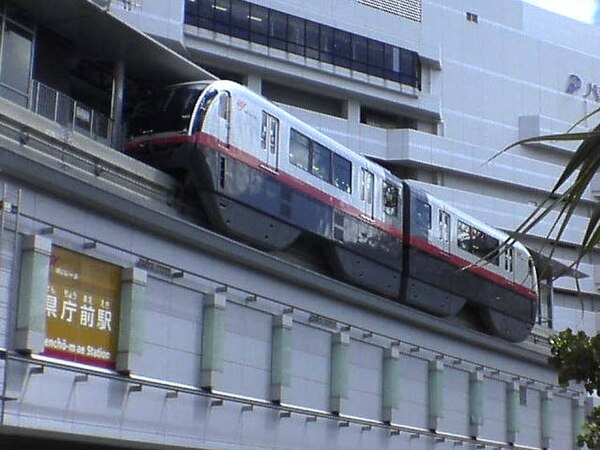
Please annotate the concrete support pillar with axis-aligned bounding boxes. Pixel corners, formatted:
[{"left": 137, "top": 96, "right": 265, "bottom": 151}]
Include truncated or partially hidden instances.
[
  {"left": 111, "top": 58, "right": 126, "bottom": 149},
  {"left": 15, "top": 235, "right": 52, "bottom": 353},
  {"left": 428, "top": 359, "right": 444, "bottom": 431},
  {"left": 572, "top": 397, "right": 585, "bottom": 449},
  {"left": 344, "top": 99, "right": 361, "bottom": 150},
  {"left": 246, "top": 73, "right": 262, "bottom": 94},
  {"left": 116, "top": 267, "right": 147, "bottom": 374},
  {"left": 200, "top": 292, "right": 226, "bottom": 390},
  {"left": 541, "top": 390, "right": 553, "bottom": 449},
  {"left": 469, "top": 370, "right": 484, "bottom": 438},
  {"left": 381, "top": 346, "right": 400, "bottom": 424},
  {"left": 506, "top": 381, "right": 520, "bottom": 445},
  {"left": 270, "top": 313, "right": 292, "bottom": 403},
  {"left": 330, "top": 331, "right": 350, "bottom": 414}
]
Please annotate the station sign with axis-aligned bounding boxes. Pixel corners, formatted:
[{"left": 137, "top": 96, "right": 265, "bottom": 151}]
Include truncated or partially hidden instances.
[{"left": 43, "top": 246, "right": 121, "bottom": 368}]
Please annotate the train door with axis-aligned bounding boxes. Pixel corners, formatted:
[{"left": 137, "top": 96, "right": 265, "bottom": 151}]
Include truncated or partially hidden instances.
[
  {"left": 217, "top": 91, "right": 231, "bottom": 146},
  {"left": 438, "top": 209, "right": 451, "bottom": 253},
  {"left": 261, "top": 111, "right": 279, "bottom": 171},
  {"left": 360, "top": 168, "right": 375, "bottom": 221}
]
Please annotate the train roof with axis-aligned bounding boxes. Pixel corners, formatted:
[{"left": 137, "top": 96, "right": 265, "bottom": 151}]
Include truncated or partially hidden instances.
[{"left": 180, "top": 80, "right": 531, "bottom": 258}]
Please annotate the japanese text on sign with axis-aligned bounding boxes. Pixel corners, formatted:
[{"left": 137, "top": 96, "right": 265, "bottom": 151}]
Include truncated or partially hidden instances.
[{"left": 44, "top": 246, "right": 121, "bottom": 368}]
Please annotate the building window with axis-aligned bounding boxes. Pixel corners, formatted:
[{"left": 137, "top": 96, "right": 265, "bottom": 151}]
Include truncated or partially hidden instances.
[
  {"left": 185, "top": 0, "right": 421, "bottom": 89},
  {"left": 0, "top": 5, "right": 35, "bottom": 107}
]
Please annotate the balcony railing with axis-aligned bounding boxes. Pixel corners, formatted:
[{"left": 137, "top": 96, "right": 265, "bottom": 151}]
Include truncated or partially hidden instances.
[{"left": 30, "top": 80, "right": 113, "bottom": 146}]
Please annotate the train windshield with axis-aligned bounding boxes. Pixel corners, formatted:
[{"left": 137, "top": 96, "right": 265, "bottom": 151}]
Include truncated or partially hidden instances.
[{"left": 129, "top": 83, "right": 209, "bottom": 137}]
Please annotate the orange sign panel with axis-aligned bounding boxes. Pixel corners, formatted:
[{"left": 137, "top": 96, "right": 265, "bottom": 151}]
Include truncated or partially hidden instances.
[{"left": 43, "top": 246, "right": 121, "bottom": 368}]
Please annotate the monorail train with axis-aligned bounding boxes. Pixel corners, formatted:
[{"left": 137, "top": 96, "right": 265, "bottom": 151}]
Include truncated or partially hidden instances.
[{"left": 125, "top": 80, "right": 538, "bottom": 342}]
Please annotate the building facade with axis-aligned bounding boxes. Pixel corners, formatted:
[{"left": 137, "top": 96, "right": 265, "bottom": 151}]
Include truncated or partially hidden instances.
[{"left": 0, "top": 0, "right": 598, "bottom": 449}]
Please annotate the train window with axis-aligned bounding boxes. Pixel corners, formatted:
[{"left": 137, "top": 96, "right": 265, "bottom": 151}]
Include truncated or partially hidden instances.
[
  {"left": 415, "top": 199, "right": 431, "bottom": 229},
  {"left": 333, "top": 154, "right": 352, "bottom": 193},
  {"left": 457, "top": 221, "right": 471, "bottom": 252},
  {"left": 261, "top": 111, "right": 268, "bottom": 150},
  {"left": 383, "top": 182, "right": 399, "bottom": 216},
  {"left": 361, "top": 169, "right": 375, "bottom": 217},
  {"left": 312, "top": 142, "right": 332, "bottom": 182},
  {"left": 504, "top": 246, "right": 514, "bottom": 272},
  {"left": 289, "top": 129, "right": 310, "bottom": 171},
  {"left": 269, "top": 116, "right": 279, "bottom": 155},
  {"left": 218, "top": 93, "right": 230, "bottom": 120},
  {"left": 457, "top": 220, "right": 500, "bottom": 265},
  {"left": 438, "top": 210, "right": 450, "bottom": 242}
]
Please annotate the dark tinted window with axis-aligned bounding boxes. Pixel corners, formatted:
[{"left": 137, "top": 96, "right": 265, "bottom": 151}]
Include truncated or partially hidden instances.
[
  {"left": 352, "top": 36, "right": 367, "bottom": 72},
  {"left": 312, "top": 142, "right": 331, "bottom": 182},
  {"left": 305, "top": 21, "right": 320, "bottom": 59},
  {"left": 383, "top": 182, "right": 399, "bottom": 216},
  {"left": 184, "top": 0, "right": 421, "bottom": 89},
  {"left": 289, "top": 128, "right": 310, "bottom": 171},
  {"left": 197, "top": 0, "right": 215, "bottom": 29},
  {"left": 320, "top": 25, "right": 334, "bottom": 63},
  {"left": 333, "top": 154, "right": 352, "bottom": 193},
  {"left": 129, "top": 85, "right": 207, "bottom": 137},
  {"left": 287, "top": 16, "right": 305, "bottom": 55},
  {"left": 457, "top": 221, "right": 500, "bottom": 265},
  {"left": 230, "top": 0, "right": 249, "bottom": 39},
  {"left": 249, "top": 4, "right": 268, "bottom": 43},
  {"left": 334, "top": 29, "right": 351, "bottom": 67},
  {"left": 269, "top": 11, "right": 287, "bottom": 50},
  {"left": 1, "top": 22, "right": 33, "bottom": 96},
  {"left": 415, "top": 199, "right": 431, "bottom": 229}
]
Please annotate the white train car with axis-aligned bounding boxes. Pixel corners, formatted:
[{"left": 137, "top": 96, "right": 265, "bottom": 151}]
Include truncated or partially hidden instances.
[{"left": 126, "top": 80, "right": 538, "bottom": 342}]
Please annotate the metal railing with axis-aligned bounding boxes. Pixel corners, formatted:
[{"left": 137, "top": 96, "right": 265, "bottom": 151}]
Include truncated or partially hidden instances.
[{"left": 30, "top": 80, "right": 113, "bottom": 146}]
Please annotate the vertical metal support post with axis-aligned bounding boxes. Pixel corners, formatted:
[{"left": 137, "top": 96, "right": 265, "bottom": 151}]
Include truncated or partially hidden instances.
[
  {"left": 572, "top": 397, "right": 585, "bottom": 449},
  {"left": 541, "top": 390, "right": 553, "bottom": 449},
  {"left": 469, "top": 370, "right": 484, "bottom": 438},
  {"left": 15, "top": 235, "right": 52, "bottom": 353},
  {"left": 110, "top": 58, "right": 126, "bottom": 149},
  {"left": 116, "top": 267, "right": 147, "bottom": 374},
  {"left": 428, "top": 359, "right": 444, "bottom": 431},
  {"left": 506, "top": 381, "right": 520, "bottom": 445},
  {"left": 382, "top": 346, "right": 400, "bottom": 424},
  {"left": 200, "top": 292, "right": 226, "bottom": 390},
  {"left": 330, "top": 331, "right": 349, "bottom": 414},
  {"left": 270, "top": 313, "right": 292, "bottom": 403}
]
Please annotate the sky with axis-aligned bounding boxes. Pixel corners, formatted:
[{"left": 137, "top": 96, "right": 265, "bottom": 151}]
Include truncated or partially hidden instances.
[{"left": 524, "top": 0, "right": 599, "bottom": 24}]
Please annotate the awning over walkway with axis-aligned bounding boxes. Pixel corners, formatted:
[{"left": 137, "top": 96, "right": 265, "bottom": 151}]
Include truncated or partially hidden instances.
[{"left": 18, "top": 0, "right": 216, "bottom": 85}]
